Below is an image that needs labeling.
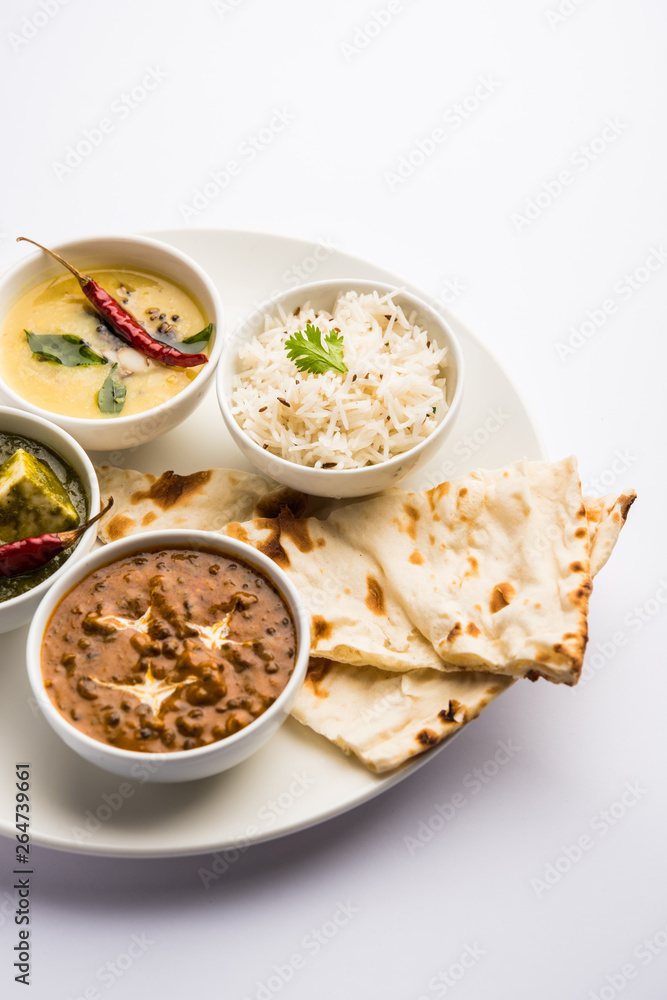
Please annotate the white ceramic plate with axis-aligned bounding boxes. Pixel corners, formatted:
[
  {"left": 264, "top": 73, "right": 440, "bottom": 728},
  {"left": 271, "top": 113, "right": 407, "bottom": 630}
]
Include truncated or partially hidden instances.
[{"left": 0, "top": 229, "right": 546, "bottom": 857}]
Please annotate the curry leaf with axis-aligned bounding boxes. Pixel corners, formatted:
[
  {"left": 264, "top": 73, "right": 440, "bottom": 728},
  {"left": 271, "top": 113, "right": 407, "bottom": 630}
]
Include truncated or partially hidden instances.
[
  {"left": 25, "top": 331, "right": 108, "bottom": 367},
  {"left": 96, "top": 363, "right": 126, "bottom": 415},
  {"left": 151, "top": 323, "right": 214, "bottom": 355},
  {"left": 180, "top": 323, "right": 213, "bottom": 349}
]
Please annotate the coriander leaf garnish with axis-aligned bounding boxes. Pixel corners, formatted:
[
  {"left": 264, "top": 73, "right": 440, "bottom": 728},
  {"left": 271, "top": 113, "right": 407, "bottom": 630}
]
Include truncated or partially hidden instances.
[
  {"left": 96, "top": 363, "right": 127, "bottom": 415},
  {"left": 284, "top": 324, "right": 348, "bottom": 375},
  {"left": 25, "top": 331, "right": 107, "bottom": 367}
]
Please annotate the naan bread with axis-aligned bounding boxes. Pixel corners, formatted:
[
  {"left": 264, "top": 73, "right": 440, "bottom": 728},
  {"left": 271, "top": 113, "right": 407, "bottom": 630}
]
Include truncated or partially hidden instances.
[
  {"left": 92, "top": 456, "right": 635, "bottom": 772},
  {"left": 225, "top": 511, "right": 444, "bottom": 672},
  {"left": 291, "top": 658, "right": 514, "bottom": 773},
  {"left": 227, "top": 457, "right": 635, "bottom": 686},
  {"left": 585, "top": 491, "right": 636, "bottom": 577},
  {"left": 100, "top": 459, "right": 634, "bottom": 686},
  {"left": 95, "top": 466, "right": 305, "bottom": 543},
  {"left": 326, "top": 458, "right": 590, "bottom": 684}
]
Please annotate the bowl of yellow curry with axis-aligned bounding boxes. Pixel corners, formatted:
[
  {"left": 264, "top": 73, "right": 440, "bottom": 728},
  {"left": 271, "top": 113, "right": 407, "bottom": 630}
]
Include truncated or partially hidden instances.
[{"left": 0, "top": 234, "right": 224, "bottom": 452}]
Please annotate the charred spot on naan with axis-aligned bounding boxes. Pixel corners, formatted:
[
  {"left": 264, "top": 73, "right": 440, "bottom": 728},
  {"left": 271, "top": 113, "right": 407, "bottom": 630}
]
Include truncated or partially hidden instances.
[
  {"left": 254, "top": 487, "right": 308, "bottom": 519},
  {"left": 305, "top": 657, "right": 332, "bottom": 698},
  {"left": 489, "top": 581, "right": 516, "bottom": 614},
  {"left": 466, "top": 622, "right": 481, "bottom": 637},
  {"left": 312, "top": 616, "right": 333, "bottom": 645},
  {"left": 251, "top": 517, "right": 290, "bottom": 568},
  {"left": 225, "top": 521, "right": 250, "bottom": 545},
  {"left": 409, "top": 550, "right": 424, "bottom": 565},
  {"left": 106, "top": 514, "right": 136, "bottom": 540},
  {"left": 365, "top": 575, "right": 386, "bottom": 616},
  {"left": 142, "top": 511, "right": 157, "bottom": 527},
  {"left": 618, "top": 493, "right": 636, "bottom": 522},
  {"left": 567, "top": 579, "right": 592, "bottom": 608},
  {"left": 416, "top": 728, "right": 439, "bottom": 746},
  {"left": 402, "top": 502, "right": 420, "bottom": 540},
  {"left": 426, "top": 480, "right": 450, "bottom": 511},
  {"left": 278, "top": 508, "right": 316, "bottom": 554},
  {"left": 438, "top": 699, "right": 465, "bottom": 723},
  {"left": 575, "top": 527, "right": 587, "bottom": 538},
  {"left": 130, "top": 470, "right": 212, "bottom": 510},
  {"left": 447, "top": 622, "right": 462, "bottom": 641},
  {"left": 226, "top": 521, "right": 250, "bottom": 544}
]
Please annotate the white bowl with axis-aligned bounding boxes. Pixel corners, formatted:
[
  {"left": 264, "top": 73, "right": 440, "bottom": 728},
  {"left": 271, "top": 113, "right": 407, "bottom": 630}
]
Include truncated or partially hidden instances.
[
  {"left": 0, "top": 406, "right": 101, "bottom": 634},
  {"left": 26, "top": 529, "right": 311, "bottom": 783},
  {"left": 0, "top": 234, "right": 224, "bottom": 451},
  {"left": 216, "top": 279, "right": 464, "bottom": 498}
]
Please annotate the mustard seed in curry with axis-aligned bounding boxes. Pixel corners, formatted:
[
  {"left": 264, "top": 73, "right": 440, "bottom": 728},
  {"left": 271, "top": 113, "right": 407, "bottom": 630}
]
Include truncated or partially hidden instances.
[{"left": 41, "top": 547, "right": 297, "bottom": 752}]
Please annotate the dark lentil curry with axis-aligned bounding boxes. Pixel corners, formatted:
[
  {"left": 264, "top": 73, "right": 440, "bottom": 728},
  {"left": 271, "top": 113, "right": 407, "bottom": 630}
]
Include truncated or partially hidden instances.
[{"left": 41, "top": 547, "right": 297, "bottom": 752}]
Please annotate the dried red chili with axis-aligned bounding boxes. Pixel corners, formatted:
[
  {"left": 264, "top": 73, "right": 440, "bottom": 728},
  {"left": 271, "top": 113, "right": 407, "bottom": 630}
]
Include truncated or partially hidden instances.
[
  {"left": 0, "top": 498, "right": 113, "bottom": 579},
  {"left": 16, "top": 238, "right": 209, "bottom": 369}
]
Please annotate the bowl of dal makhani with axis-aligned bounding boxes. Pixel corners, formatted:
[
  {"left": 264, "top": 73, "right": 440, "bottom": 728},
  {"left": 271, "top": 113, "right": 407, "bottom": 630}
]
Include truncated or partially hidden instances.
[
  {"left": 26, "top": 529, "right": 310, "bottom": 782},
  {"left": 0, "top": 234, "right": 223, "bottom": 451}
]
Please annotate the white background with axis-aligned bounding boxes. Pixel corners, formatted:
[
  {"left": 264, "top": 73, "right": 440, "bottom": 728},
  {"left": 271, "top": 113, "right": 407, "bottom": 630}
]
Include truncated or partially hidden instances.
[{"left": 1, "top": 1, "right": 666, "bottom": 998}]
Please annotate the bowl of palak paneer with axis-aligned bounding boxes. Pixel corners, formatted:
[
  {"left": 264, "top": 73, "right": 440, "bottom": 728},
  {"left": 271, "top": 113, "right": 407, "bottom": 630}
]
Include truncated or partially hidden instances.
[
  {"left": 27, "top": 530, "right": 310, "bottom": 782},
  {"left": 0, "top": 407, "right": 100, "bottom": 633}
]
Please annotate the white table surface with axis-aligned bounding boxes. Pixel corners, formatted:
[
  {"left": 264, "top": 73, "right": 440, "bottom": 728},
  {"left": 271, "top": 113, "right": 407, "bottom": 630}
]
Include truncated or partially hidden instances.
[{"left": 1, "top": 1, "right": 665, "bottom": 997}]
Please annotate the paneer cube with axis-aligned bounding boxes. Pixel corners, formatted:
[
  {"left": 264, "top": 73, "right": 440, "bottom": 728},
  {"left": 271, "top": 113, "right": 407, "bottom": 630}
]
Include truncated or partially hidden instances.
[{"left": 0, "top": 448, "right": 79, "bottom": 543}]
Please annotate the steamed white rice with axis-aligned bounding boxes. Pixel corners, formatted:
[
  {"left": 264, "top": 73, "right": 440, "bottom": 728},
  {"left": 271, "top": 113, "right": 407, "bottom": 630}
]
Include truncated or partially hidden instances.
[{"left": 231, "top": 290, "right": 448, "bottom": 469}]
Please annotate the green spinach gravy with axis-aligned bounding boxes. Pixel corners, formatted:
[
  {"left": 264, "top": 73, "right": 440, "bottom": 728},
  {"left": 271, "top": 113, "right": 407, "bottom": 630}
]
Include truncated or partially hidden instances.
[{"left": 0, "top": 432, "right": 88, "bottom": 602}]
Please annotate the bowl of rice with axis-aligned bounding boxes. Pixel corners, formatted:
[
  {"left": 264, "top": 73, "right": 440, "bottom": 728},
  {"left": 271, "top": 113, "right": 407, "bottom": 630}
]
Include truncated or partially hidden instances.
[{"left": 217, "top": 279, "right": 464, "bottom": 498}]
